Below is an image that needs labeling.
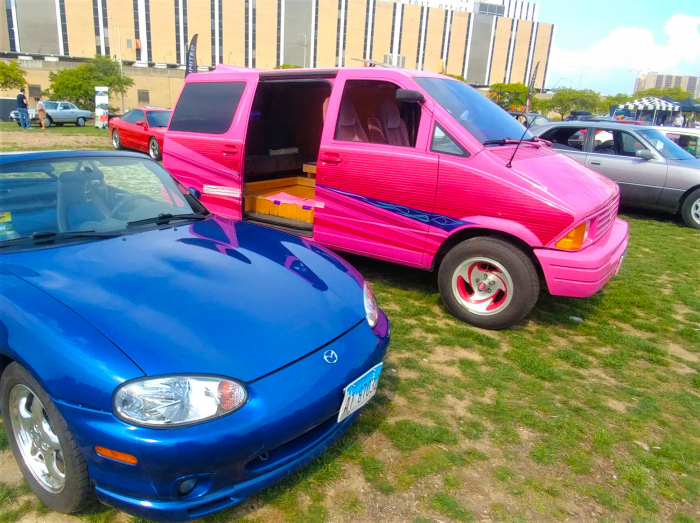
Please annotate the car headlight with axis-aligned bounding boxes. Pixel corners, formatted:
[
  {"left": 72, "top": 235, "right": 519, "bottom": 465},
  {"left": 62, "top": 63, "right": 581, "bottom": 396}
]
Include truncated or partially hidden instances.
[
  {"left": 363, "top": 282, "right": 379, "bottom": 328},
  {"left": 555, "top": 221, "right": 589, "bottom": 250},
  {"left": 114, "top": 375, "right": 247, "bottom": 427}
]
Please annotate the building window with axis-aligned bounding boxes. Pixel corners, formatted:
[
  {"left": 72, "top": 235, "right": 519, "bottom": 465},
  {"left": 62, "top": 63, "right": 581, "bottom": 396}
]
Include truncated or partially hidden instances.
[
  {"left": 175, "top": 0, "right": 181, "bottom": 63},
  {"left": 674, "top": 76, "right": 681, "bottom": 87},
  {"left": 6, "top": 0, "right": 17, "bottom": 53},
  {"left": 540, "top": 24, "right": 554, "bottom": 90},
  {"left": 183, "top": 0, "right": 188, "bottom": 53},
  {"left": 93, "top": 0, "right": 101, "bottom": 55},
  {"left": 486, "top": 17, "right": 498, "bottom": 82},
  {"left": 335, "top": 0, "right": 342, "bottom": 66},
  {"left": 58, "top": 0, "right": 70, "bottom": 55},
  {"left": 312, "top": 0, "right": 318, "bottom": 67},
  {"left": 441, "top": 11, "right": 451, "bottom": 67},
  {"left": 210, "top": 0, "right": 216, "bottom": 65},
  {"left": 341, "top": 0, "right": 347, "bottom": 65},
  {"left": 276, "top": 0, "right": 282, "bottom": 66},
  {"left": 245, "top": 0, "right": 249, "bottom": 66},
  {"left": 390, "top": 4, "right": 397, "bottom": 63},
  {"left": 28, "top": 85, "right": 42, "bottom": 98},
  {"left": 138, "top": 90, "right": 150, "bottom": 104},
  {"left": 101, "top": 0, "right": 110, "bottom": 56},
  {"left": 145, "top": 0, "right": 152, "bottom": 62},
  {"left": 251, "top": 0, "right": 256, "bottom": 67},
  {"left": 363, "top": 0, "right": 371, "bottom": 59},
  {"left": 396, "top": 5, "right": 404, "bottom": 57},
  {"left": 416, "top": 7, "right": 425, "bottom": 69},
  {"left": 218, "top": 0, "right": 223, "bottom": 63},
  {"left": 523, "top": 21, "right": 536, "bottom": 83},
  {"left": 133, "top": 0, "right": 140, "bottom": 58}
]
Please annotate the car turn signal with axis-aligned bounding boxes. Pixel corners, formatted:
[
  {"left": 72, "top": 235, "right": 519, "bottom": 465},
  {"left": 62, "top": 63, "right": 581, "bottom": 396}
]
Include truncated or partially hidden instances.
[
  {"left": 95, "top": 446, "right": 138, "bottom": 465},
  {"left": 556, "top": 222, "right": 588, "bottom": 250}
]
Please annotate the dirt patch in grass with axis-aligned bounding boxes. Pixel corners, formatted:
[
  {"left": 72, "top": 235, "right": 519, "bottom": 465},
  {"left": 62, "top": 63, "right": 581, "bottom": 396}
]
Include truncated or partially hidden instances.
[
  {"left": 0, "top": 450, "right": 23, "bottom": 487},
  {"left": 0, "top": 131, "right": 109, "bottom": 151},
  {"left": 667, "top": 342, "right": 699, "bottom": 363}
]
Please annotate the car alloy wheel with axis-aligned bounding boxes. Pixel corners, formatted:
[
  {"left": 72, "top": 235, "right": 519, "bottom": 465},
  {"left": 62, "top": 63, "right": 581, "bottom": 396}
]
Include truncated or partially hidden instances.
[
  {"left": 76, "top": 117, "right": 85, "bottom": 127},
  {"left": 451, "top": 257, "right": 514, "bottom": 316},
  {"left": 112, "top": 130, "right": 121, "bottom": 150},
  {"left": 45, "top": 117, "right": 53, "bottom": 128},
  {"left": 681, "top": 188, "right": 700, "bottom": 230},
  {"left": 9, "top": 384, "right": 66, "bottom": 493},
  {"left": 691, "top": 198, "right": 700, "bottom": 227},
  {"left": 149, "top": 137, "right": 161, "bottom": 161}
]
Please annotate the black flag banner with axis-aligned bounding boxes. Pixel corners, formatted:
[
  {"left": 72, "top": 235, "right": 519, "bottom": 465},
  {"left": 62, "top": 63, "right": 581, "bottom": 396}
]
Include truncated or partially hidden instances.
[{"left": 186, "top": 34, "right": 198, "bottom": 77}]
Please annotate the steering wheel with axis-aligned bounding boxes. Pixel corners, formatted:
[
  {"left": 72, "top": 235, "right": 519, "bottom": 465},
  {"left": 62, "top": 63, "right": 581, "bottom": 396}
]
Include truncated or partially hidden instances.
[{"left": 109, "top": 194, "right": 153, "bottom": 219}]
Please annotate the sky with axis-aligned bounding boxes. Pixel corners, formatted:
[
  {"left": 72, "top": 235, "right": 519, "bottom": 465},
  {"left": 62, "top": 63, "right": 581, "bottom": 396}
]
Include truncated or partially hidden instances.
[{"left": 536, "top": 0, "right": 700, "bottom": 95}]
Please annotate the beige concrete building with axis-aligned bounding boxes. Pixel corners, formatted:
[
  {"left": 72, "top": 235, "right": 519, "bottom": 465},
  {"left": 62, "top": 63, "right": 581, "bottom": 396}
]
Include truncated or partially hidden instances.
[
  {"left": 634, "top": 72, "right": 700, "bottom": 99},
  {"left": 1, "top": 0, "right": 554, "bottom": 111}
]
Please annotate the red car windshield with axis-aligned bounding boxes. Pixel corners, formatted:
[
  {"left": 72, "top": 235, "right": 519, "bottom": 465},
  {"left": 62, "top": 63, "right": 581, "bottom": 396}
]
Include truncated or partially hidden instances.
[{"left": 146, "top": 111, "right": 172, "bottom": 127}]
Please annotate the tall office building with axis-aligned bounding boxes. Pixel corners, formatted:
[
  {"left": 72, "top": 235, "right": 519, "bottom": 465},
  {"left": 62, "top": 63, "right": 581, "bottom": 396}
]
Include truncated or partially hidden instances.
[
  {"left": 634, "top": 71, "right": 700, "bottom": 99},
  {"left": 1, "top": 0, "right": 554, "bottom": 88}
]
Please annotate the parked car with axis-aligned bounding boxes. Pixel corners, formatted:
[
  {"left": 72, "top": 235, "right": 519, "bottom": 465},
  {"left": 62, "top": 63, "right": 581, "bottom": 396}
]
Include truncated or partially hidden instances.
[
  {"left": 10, "top": 101, "right": 92, "bottom": 127},
  {"left": 0, "top": 150, "right": 389, "bottom": 520},
  {"left": 565, "top": 110, "right": 593, "bottom": 121},
  {"left": 110, "top": 107, "right": 172, "bottom": 161},
  {"left": 163, "top": 67, "right": 629, "bottom": 329},
  {"left": 655, "top": 126, "right": 700, "bottom": 159},
  {"left": 509, "top": 111, "right": 550, "bottom": 127},
  {"left": 530, "top": 121, "right": 700, "bottom": 229}
]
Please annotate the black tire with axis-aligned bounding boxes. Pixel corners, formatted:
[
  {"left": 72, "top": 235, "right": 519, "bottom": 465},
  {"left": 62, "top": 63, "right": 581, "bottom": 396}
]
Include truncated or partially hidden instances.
[
  {"left": 148, "top": 137, "right": 162, "bottom": 161},
  {"left": 55, "top": 123, "right": 64, "bottom": 127},
  {"left": 76, "top": 117, "right": 85, "bottom": 127},
  {"left": 112, "top": 129, "right": 122, "bottom": 150},
  {"left": 16, "top": 121, "right": 21, "bottom": 127},
  {"left": 438, "top": 237, "right": 540, "bottom": 330},
  {"left": 681, "top": 188, "right": 700, "bottom": 230},
  {"left": 45, "top": 116, "right": 53, "bottom": 128},
  {"left": 0, "top": 363, "right": 94, "bottom": 514}
]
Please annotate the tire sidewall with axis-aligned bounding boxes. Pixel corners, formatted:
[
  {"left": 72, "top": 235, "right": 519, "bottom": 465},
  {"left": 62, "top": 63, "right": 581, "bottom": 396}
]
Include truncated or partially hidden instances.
[
  {"left": 438, "top": 238, "right": 539, "bottom": 330},
  {"left": 76, "top": 117, "right": 85, "bottom": 127},
  {"left": 0, "top": 363, "right": 88, "bottom": 513},
  {"left": 681, "top": 189, "right": 700, "bottom": 230},
  {"left": 46, "top": 116, "right": 53, "bottom": 128}
]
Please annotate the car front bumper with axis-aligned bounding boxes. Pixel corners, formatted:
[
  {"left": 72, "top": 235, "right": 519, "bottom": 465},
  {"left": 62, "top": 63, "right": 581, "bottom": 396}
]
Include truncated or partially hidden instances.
[
  {"left": 56, "top": 313, "right": 389, "bottom": 522},
  {"left": 534, "top": 218, "right": 629, "bottom": 298}
]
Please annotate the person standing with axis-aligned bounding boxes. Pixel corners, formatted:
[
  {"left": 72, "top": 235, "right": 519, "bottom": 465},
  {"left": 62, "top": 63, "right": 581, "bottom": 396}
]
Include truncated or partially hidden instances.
[
  {"left": 685, "top": 112, "right": 696, "bottom": 128},
  {"left": 35, "top": 97, "right": 46, "bottom": 130},
  {"left": 16, "top": 88, "right": 30, "bottom": 129},
  {"left": 673, "top": 113, "right": 684, "bottom": 127}
]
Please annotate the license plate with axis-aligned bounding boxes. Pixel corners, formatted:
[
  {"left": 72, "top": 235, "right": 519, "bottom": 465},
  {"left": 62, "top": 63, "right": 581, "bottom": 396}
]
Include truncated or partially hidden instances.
[{"left": 337, "top": 363, "right": 383, "bottom": 423}]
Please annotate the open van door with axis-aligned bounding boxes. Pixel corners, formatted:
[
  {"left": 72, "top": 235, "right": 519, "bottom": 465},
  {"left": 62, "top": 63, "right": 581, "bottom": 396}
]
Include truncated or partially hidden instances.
[{"left": 164, "top": 77, "right": 255, "bottom": 218}]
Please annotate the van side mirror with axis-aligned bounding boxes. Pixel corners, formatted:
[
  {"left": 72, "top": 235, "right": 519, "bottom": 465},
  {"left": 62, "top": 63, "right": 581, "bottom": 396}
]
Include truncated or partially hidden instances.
[
  {"left": 636, "top": 149, "right": 654, "bottom": 161},
  {"left": 188, "top": 187, "right": 202, "bottom": 199},
  {"left": 396, "top": 89, "right": 425, "bottom": 103}
]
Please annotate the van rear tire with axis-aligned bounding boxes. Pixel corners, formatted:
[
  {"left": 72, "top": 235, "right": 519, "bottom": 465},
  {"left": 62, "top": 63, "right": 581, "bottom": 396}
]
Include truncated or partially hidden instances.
[{"left": 438, "top": 237, "right": 539, "bottom": 330}]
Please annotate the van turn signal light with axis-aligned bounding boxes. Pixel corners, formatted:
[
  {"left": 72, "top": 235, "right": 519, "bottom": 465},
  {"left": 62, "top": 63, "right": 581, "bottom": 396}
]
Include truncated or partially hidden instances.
[
  {"left": 555, "top": 222, "right": 588, "bottom": 250},
  {"left": 95, "top": 446, "right": 138, "bottom": 465}
]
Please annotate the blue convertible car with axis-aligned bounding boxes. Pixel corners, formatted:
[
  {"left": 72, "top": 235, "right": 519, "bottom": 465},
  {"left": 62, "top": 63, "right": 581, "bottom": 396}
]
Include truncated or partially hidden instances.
[{"left": 0, "top": 151, "right": 389, "bottom": 521}]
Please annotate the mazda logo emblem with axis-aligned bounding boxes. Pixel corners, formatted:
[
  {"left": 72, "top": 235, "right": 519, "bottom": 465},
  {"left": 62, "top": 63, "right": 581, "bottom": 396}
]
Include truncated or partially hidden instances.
[{"left": 323, "top": 350, "right": 338, "bottom": 364}]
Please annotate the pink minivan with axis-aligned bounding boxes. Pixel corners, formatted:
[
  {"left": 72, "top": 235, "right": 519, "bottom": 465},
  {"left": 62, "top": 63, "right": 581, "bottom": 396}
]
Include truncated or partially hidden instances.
[{"left": 163, "top": 67, "right": 628, "bottom": 329}]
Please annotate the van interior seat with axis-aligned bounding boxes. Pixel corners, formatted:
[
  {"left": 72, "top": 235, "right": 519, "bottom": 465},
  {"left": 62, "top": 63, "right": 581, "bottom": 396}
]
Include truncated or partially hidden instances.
[
  {"left": 367, "top": 117, "right": 388, "bottom": 144},
  {"left": 335, "top": 101, "right": 368, "bottom": 142},
  {"left": 244, "top": 118, "right": 305, "bottom": 176},
  {"left": 375, "top": 100, "right": 410, "bottom": 147}
]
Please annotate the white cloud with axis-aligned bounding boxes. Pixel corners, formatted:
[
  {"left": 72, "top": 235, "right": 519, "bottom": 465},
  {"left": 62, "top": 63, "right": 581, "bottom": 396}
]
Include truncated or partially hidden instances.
[{"left": 547, "top": 14, "right": 700, "bottom": 94}]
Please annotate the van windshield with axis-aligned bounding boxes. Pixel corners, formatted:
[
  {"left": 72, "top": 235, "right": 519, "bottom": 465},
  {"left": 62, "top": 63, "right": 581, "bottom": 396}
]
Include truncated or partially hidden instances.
[{"left": 414, "top": 77, "right": 532, "bottom": 145}]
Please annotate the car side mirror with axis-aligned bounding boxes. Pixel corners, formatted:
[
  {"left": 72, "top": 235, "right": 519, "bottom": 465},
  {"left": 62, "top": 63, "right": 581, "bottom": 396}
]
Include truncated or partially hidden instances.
[
  {"left": 636, "top": 149, "right": 654, "bottom": 161},
  {"left": 188, "top": 187, "right": 202, "bottom": 199},
  {"left": 396, "top": 89, "right": 426, "bottom": 103},
  {"left": 136, "top": 120, "right": 147, "bottom": 128}
]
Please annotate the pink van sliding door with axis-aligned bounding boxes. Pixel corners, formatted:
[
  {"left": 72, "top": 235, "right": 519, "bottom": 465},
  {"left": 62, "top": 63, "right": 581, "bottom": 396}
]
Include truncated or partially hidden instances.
[{"left": 313, "top": 79, "right": 438, "bottom": 267}]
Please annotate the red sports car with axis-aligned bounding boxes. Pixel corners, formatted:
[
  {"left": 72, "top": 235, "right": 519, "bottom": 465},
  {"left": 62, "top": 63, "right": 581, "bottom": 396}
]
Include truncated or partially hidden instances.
[{"left": 109, "top": 107, "right": 172, "bottom": 161}]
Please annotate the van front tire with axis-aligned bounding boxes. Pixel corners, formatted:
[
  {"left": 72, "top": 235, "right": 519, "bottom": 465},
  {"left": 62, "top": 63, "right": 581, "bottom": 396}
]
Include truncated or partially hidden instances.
[{"left": 438, "top": 237, "right": 539, "bottom": 330}]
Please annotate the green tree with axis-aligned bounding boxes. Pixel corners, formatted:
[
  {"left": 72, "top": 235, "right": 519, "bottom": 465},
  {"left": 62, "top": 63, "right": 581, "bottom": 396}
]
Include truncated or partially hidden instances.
[
  {"left": 0, "top": 60, "right": 27, "bottom": 91},
  {"left": 598, "top": 92, "right": 633, "bottom": 114},
  {"left": 541, "top": 88, "right": 601, "bottom": 119},
  {"left": 45, "top": 55, "right": 134, "bottom": 111},
  {"left": 634, "top": 86, "right": 692, "bottom": 100},
  {"left": 488, "top": 82, "right": 529, "bottom": 109}
]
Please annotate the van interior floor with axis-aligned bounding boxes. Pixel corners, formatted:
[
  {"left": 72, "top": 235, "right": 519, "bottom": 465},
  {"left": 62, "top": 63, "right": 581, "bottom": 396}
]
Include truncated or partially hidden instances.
[{"left": 243, "top": 176, "right": 315, "bottom": 235}]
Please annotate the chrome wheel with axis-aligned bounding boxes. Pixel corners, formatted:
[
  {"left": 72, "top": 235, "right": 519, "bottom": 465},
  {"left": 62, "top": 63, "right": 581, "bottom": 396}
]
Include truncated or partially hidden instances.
[
  {"left": 149, "top": 138, "right": 160, "bottom": 160},
  {"left": 692, "top": 198, "right": 700, "bottom": 226},
  {"left": 112, "top": 130, "right": 121, "bottom": 149},
  {"left": 9, "top": 384, "right": 66, "bottom": 493},
  {"left": 452, "top": 257, "right": 514, "bottom": 316}
]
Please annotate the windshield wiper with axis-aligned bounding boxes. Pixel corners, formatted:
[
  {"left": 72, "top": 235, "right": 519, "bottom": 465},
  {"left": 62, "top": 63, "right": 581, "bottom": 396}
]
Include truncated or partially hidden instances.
[
  {"left": 0, "top": 230, "right": 120, "bottom": 248},
  {"left": 127, "top": 212, "right": 209, "bottom": 227}
]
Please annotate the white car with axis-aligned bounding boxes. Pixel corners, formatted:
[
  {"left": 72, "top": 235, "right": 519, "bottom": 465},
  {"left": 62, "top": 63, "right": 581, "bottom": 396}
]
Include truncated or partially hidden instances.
[
  {"left": 9, "top": 101, "right": 92, "bottom": 127},
  {"left": 654, "top": 126, "right": 700, "bottom": 160}
]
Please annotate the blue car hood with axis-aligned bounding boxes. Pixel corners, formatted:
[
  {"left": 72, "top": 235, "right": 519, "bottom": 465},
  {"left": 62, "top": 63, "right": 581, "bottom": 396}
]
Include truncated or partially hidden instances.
[{"left": 3, "top": 218, "right": 367, "bottom": 382}]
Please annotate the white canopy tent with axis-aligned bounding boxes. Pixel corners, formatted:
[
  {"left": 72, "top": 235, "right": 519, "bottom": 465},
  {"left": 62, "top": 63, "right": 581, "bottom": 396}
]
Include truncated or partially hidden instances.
[{"left": 619, "top": 96, "right": 681, "bottom": 122}]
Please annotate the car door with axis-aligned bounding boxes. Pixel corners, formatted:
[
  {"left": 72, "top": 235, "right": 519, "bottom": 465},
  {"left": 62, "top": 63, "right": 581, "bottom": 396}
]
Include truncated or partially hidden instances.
[
  {"left": 313, "top": 75, "right": 438, "bottom": 267},
  {"left": 584, "top": 128, "right": 667, "bottom": 206},
  {"left": 57, "top": 103, "right": 73, "bottom": 123},
  {"left": 122, "top": 110, "right": 145, "bottom": 148},
  {"left": 131, "top": 110, "right": 150, "bottom": 152}
]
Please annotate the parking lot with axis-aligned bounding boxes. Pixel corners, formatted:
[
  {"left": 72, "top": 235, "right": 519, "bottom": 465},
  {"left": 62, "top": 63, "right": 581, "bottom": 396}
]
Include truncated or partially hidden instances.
[{"left": 0, "top": 130, "right": 698, "bottom": 523}]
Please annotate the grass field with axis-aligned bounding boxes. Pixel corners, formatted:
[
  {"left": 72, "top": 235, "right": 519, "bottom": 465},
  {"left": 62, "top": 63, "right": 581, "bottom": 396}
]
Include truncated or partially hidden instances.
[
  {"left": 0, "top": 122, "right": 113, "bottom": 152},
  {"left": 0, "top": 140, "right": 699, "bottom": 522}
]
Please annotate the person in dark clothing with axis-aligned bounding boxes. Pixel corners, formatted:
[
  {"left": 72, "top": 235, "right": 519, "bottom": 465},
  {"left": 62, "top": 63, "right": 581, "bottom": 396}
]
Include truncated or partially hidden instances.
[{"left": 16, "top": 88, "right": 30, "bottom": 129}]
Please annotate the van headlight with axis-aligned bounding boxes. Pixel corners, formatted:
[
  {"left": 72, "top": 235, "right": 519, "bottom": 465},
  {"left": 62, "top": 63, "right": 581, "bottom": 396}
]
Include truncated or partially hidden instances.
[
  {"left": 363, "top": 282, "right": 379, "bottom": 328},
  {"left": 114, "top": 376, "right": 247, "bottom": 427},
  {"left": 555, "top": 221, "right": 590, "bottom": 250}
]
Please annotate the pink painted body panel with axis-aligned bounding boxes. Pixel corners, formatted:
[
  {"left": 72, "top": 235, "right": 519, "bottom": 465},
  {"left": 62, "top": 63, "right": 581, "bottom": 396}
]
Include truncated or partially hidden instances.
[{"left": 162, "top": 66, "right": 629, "bottom": 299}]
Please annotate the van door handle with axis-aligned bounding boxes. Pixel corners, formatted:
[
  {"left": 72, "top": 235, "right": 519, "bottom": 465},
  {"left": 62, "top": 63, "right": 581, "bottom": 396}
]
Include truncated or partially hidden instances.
[
  {"left": 222, "top": 144, "right": 238, "bottom": 155},
  {"left": 590, "top": 161, "right": 601, "bottom": 165},
  {"left": 320, "top": 152, "right": 341, "bottom": 165}
]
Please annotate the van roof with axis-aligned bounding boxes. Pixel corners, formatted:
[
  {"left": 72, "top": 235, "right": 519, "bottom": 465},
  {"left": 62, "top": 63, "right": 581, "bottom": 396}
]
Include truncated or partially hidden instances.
[{"left": 185, "top": 65, "right": 450, "bottom": 83}]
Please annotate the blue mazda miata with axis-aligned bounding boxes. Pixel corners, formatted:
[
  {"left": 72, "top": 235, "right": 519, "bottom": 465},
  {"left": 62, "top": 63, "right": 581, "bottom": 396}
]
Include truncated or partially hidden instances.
[{"left": 0, "top": 151, "right": 389, "bottom": 521}]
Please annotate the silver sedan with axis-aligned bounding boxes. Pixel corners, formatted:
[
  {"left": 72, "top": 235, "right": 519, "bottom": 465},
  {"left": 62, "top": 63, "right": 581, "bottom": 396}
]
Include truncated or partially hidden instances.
[
  {"left": 530, "top": 121, "right": 700, "bottom": 229},
  {"left": 9, "top": 101, "right": 92, "bottom": 127}
]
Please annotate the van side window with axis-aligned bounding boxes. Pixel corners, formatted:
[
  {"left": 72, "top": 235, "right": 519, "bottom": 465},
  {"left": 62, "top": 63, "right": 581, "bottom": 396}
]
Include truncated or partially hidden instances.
[
  {"left": 431, "top": 124, "right": 468, "bottom": 157},
  {"left": 169, "top": 81, "right": 246, "bottom": 134},
  {"left": 335, "top": 80, "right": 421, "bottom": 147}
]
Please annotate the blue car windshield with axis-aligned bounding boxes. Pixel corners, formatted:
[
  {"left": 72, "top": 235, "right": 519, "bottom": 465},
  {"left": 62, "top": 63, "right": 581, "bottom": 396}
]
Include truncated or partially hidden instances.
[
  {"left": 0, "top": 156, "right": 206, "bottom": 247},
  {"left": 637, "top": 129, "right": 695, "bottom": 161},
  {"left": 414, "top": 77, "right": 533, "bottom": 144}
]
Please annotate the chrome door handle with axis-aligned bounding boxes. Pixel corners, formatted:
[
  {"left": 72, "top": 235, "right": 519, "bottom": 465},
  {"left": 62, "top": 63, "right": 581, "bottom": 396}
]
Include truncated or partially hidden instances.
[{"left": 590, "top": 161, "right": 601, "bottom": 165}]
